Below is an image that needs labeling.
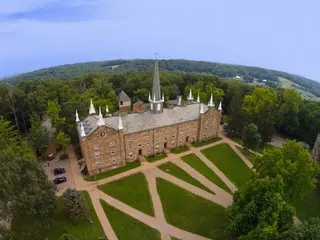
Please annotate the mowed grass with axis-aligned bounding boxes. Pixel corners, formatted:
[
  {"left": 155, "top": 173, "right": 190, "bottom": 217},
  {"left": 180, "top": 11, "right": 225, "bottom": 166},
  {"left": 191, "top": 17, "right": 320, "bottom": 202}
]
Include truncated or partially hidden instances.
[
  {"left": 100, "top": 200, "right": 161, "bottom": 240},
  {"left": 98, "top": 173, "right": 154, "bottom": 216},
  {"left": 12, "top": 191, "right": 104, "bottom": 240},
  {"left": 85, "top": 161, "right": 141, "bottom": 181},
  {"left": 157, "top": 178, "right": 227, "bottom": 239},
  {"left": 170, "top": 145, "right": 189, "bottom": 154},
  {"left": 192, "top": 137, "right": 221, "bottom": 148},
  {"left": 146, "top": 153, "right": 167, "bottom": 162},
  {"left": 295, "top": 181, "right": 320, "bottom": 220},
  {"left": 158, "top": 162, "right": 213, "bottom": 193},
  {"left": 201, "top": 143, "right": 252, "bottom": 188},
  {"left": 181, "top": 154, "right": 232, "bottom": 194}
]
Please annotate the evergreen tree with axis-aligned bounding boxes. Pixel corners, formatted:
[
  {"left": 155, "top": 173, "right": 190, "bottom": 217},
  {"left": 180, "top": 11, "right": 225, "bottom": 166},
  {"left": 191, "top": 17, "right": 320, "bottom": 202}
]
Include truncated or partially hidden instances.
[{"left": 62, "top": 189, "right": 89, "bottom": 222}]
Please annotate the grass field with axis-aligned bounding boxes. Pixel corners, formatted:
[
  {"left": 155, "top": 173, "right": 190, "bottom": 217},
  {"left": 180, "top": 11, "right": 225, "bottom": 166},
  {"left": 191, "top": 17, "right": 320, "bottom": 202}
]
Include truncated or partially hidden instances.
[
  {"left": 192, "top": 137, "right": 221, "bottom": 148},
  {"left": 181, "top": 154, "right": 232, "bottom": 194},
  {"left": 201, "top": 143, "right": 252, "bottom": 188},
  {"left": 295, "top": 181, "right": 320, "bottom": 220},
  {"left": 12, "top": 191, "right": 104, "bottom": 240},
  {"left": 157, "top": 178, "right": 227, "bottom": 239},
  {"left": 146, "top": 153, "right": 167, "bottom": 162},
  {"left": 100, "top": 200, "right": 161, "bottom": 240},
  {"left": 170, "top": 145, "right": 189, "bottom": 154},
  {"left": 85, "top": 161, "right": 141, "bottom": 181},
  {"left": 98, "top": 173, "right": 154, "bottom": 216},
  {"left": 158, "top": 162, "right": 213, "bottom": 193}
]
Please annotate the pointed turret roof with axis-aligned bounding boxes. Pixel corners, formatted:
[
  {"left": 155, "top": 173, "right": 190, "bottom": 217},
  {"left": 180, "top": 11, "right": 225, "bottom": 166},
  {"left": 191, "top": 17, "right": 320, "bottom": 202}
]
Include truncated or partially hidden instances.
[
  {"left": 218, "top": 101, "right": 222, "bottom": 111},
  {"left": 80, "top": 122, "right": 86, "bottom": 137},
  {"left": 106, "top": 105, "right": 109, "bottom": 113},
  {"left": 152, "top": 60, "right": 161, "bottom": 102},
  {"left": 118, "top": 115, "right": 123, "bottom": 130},
  {"left": 200, "top": 103, "right": 204, "bottom": 114},
  {"left": 75, "top": 110, "right": 80, "bottom": 122},
  {"left": 89, "top": 98, "right": 96, "bottom": 115},
  {"left": 118, "top": 90, "right": 130, "bottom": 101},
  {"left": 208, "top": 94, "right": 214, "bottom": 107},
  {"left": 97, "top": 107, "right": 105, "bottom": 126},
  {"left": 197, "top": 94, "right": 200, "bottom": 103},
  {"left": 187, "top": 88, "right": 193, "bottom": 100}
]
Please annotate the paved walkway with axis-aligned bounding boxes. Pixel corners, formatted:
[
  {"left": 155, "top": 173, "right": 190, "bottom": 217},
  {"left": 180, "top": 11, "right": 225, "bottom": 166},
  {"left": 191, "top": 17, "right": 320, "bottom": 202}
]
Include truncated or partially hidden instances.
[{"left": 66, "top": 136, "right": 256, "bottom": 239}]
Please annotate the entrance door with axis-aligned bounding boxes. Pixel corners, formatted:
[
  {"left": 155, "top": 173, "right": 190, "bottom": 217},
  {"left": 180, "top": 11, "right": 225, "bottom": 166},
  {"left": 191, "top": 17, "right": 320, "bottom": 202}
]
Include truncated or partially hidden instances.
[{"left": 139, "top": 149, "right": 142, "bottom": 155}]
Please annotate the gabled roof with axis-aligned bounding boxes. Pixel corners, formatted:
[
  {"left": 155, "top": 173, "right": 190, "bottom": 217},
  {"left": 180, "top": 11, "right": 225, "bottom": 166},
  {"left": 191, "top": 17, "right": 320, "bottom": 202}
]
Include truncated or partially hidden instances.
[{"left": 118, "top": 90, "right": 131, "bottom": 101}]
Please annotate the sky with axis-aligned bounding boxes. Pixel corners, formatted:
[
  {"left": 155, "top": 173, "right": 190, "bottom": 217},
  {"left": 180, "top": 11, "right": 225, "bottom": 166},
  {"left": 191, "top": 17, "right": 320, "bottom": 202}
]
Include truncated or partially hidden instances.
[{"left": 0, "top": 0, "right": 320, "bottom": 80}]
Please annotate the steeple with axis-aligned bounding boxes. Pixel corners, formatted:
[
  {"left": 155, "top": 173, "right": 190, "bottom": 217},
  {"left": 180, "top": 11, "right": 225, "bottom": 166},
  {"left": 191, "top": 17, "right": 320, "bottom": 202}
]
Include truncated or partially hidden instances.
[
  {"left": 97, "top": 107, "right": 105, "bottom": 126},
  {"left": 218, "top": 101, "right": 222, "bottom": 111},
  {"left": 80, "top": 122, "right": 86, "bottom": 137},
  {"left": 118, "top": 115, "right": 123, "bottom": 130},
  {"left": 75, "top": 110, "right": 80, "bottom": 122},
  {"left": 89, "top": 98, "right": 96, "bottom": 115},
  {"left": 187, "top": 88, "right": 193, "bottom": 101},
  {"left": 197, "top": 94, "right": 200, "bottom": 103},
  {"left": 149, "top": 60, "right": 164, "bottom": 113}
]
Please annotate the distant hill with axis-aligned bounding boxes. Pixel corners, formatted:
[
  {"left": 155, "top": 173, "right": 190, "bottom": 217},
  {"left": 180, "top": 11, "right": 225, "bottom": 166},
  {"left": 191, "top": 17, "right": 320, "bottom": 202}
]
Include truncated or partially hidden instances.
[{"left": 3, "top": 59, "right": 320, "bottom": 97}]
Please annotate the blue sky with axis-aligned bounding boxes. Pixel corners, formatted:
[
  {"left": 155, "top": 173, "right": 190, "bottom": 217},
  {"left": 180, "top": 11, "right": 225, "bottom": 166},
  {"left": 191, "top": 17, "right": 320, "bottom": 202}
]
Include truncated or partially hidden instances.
[{"left": 0, "top": 0, "right": 320, "bottom": 80}]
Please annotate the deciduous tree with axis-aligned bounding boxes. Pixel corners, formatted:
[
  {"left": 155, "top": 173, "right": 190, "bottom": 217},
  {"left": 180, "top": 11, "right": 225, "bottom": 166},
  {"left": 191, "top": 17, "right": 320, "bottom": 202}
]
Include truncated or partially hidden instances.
[{"left": 242, "top": 123, "right": 261, "bottom": 150}]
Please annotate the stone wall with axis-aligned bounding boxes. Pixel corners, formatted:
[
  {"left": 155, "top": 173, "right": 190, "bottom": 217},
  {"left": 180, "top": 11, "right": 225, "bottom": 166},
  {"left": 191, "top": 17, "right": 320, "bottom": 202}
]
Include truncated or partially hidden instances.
[
  {"left": 81, "top": 126, "right": 124, "bottom": 176},
  {"left": 124, "top": 130, "right": 153, "bottom": 161},
  {"left": 177, "top": 120, "right": 199, "bottom": 147},
  {"left": 153, "top": 125, "right": 178, "bottom": 154},
  {"left": 198, "top": 107, "right": 220, "bottom": 141}
]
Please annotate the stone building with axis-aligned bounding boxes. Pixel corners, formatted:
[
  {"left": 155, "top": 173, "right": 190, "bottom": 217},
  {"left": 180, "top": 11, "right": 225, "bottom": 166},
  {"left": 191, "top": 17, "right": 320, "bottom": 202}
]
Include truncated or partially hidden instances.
[
  {"left": 117, "top": 90, "right": 131, "bottom": 113},
  {"left": 312, "top": 133, "right": 320, "bottom": 160},
  {"left": 77, "top": 60, "right": 222, "bottom": 176}
]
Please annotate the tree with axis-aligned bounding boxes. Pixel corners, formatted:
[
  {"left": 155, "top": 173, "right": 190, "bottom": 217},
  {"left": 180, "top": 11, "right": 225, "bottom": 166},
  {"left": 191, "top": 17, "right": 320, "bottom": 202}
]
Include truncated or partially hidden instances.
[
  {"left": 278, "top": 89, "right": 302, "bottom": 136},
  {"left": 242, "top": 123, "right": 261, "bottom": 150},
  {"left": 0, "top": 224, "right": 15, "bottom": 240},
  {"left": 29, "top": 113, "right": 50, "bottom": 156},
  {"left": 0, "top": 118, "right": 57, "bottom": 237},
  {"left": 278, "top": 217, "right": 320, "bottom": 240},
  {"left": 58, "top": 233, "right": 78, "bottom": 240},
  {"left": 225, "top": 85, "right": 246, "bottom": 136},
  {"left": 56, "top": 131, "right": 71, "bottom": 154},
  {"left": 254, "top": 140, "right": 319, "bottom": 203},
  {"left": 243, "top": 87, "right": 279, "bottom": 142},
  {"left": 62, "top": 189, "right": 89, "bottom": 222},
  {"left": 133, "top": 88, "right": 149, "bottom": 102},
  {"left": 46, "top": 99, "right": 65, "bottom": 130},
  {"left": 225, "top": 176, "right": 295, "bottom": 239}
]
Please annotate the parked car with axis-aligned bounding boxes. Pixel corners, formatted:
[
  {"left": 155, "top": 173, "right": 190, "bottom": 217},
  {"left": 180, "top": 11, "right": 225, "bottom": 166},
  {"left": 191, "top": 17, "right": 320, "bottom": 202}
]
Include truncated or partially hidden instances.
[
  {"left": 53, "top": 177, "right": 67, "bottom": 185},
  {"left": 47, "top": 153, "right": 55, "bottom": 161},
  {"left": 53, "top": 167, "right": 66, "bottom": 175}
]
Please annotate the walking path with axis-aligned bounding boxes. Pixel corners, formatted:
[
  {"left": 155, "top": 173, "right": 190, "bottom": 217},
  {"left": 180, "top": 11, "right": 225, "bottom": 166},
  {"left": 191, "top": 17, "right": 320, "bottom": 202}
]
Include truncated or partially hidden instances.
[{"left": 66, "top": 135, "right": 257, "bottom": 239}]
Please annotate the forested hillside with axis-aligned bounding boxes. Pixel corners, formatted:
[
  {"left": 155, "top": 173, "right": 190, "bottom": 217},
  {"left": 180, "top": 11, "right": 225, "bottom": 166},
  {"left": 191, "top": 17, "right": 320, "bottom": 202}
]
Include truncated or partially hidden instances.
[{"left": 3, "top": 59, "right": 320, "bottom": 97}]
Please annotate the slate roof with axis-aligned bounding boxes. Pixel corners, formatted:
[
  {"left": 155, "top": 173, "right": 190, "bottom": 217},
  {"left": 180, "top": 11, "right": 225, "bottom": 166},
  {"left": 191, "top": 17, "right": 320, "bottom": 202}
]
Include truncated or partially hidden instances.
[
  {"left": 118, "top": 90, "right": 131, "bottom": 101},
  {"left": 79, "top": 103, "right": 208, "bottom": 136}
]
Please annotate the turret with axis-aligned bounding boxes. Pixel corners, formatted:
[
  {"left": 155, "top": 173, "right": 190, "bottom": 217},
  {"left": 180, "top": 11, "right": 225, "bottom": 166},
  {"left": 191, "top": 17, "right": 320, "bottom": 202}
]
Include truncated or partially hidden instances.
[
  {"left": 187, "top": 88, "right": 193, "bottom": 101},
  {"left": 199, "top": 103, "right": 204, "bottom": 114},
  {"left": 118, "top": 115, "right": 123, "bottom": 130},
  {"left": 218, "top": 101, "right": 222, "bottom": 111},
  {"left": 208, "top": 94, "right": 214, "bottom": 107},
  {"left": 196, "top": 94, "right": 200, "bottom": 103},
  {"left": 75, "top": 110, "right": 80, "bottom": 122},
  {"left": 80, "top": 122, "right": 86, "bottom": 137},
  {"left": 97, "top": 107, "right": 105, "bottom": 127},
  {"left": 89, "top": 98, "right": 96, "bottom": 115}
]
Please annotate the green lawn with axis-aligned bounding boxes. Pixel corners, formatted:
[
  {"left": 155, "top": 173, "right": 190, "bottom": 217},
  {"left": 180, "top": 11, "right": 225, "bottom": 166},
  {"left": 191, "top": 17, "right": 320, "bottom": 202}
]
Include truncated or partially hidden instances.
[
  {"left": 157, "top": 178, "right": 227, "bottom": 239},
  {"left": 181, "top": 154, "right": 232, "bottom": 194},
  {"left": 235, "top": 146, "right": 258, "bottom": 163},
  {"left": 158, "top": 162, "right": 213, "bottom": 193},
  {"left": 98, "top": 173, "right": 154, "bottom": 216},
  {"left": 100, "top": 200, "right": 161, "bottom": 240},
  {"left": 192, "top": 137, "right": 221, "bottom": 148},
  {"left": 228, "top": 136, "right": 243, "bottom": 146},
  {"left": 201, "top": 143, "right": 252, "bottom": 189},
  {"left": 146, "top": 153, "right": 167, "bottom": 162},
  {"left": 295, "top": 181, "right": 320, "bottom": 220},
  {"left": 85, "top": 161, "right": 141, "bottom": 181},
  {"left": 12, "top": 191, "right": 104, "bottom": 240},
  {"left": 170, "top": 145, "right": 189, "bottom": 154}
]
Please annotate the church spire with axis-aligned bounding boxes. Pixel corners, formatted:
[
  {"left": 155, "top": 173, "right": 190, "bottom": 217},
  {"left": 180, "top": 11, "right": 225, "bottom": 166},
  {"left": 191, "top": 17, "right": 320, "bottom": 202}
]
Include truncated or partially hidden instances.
[{"left": 149, "top": 59, "right": 164, "bottom": 113}]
